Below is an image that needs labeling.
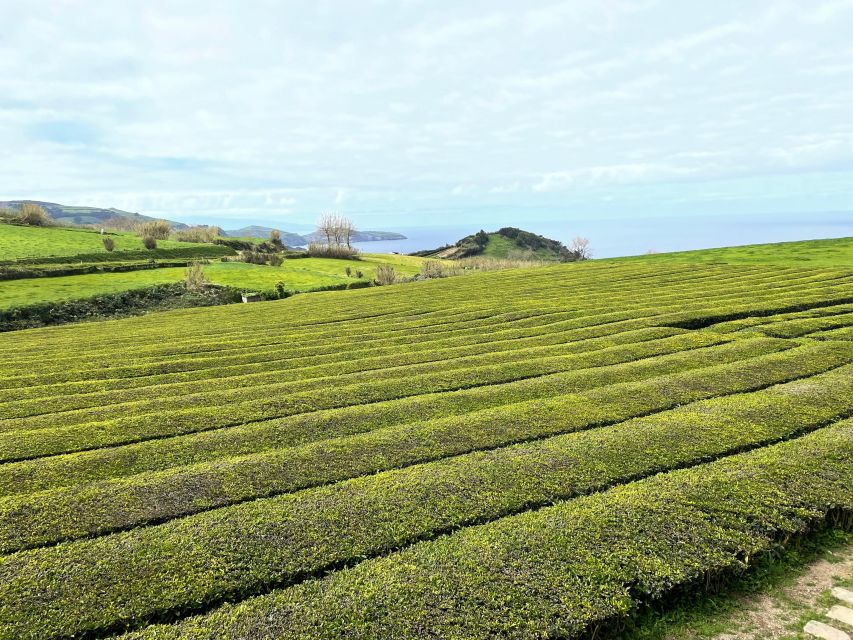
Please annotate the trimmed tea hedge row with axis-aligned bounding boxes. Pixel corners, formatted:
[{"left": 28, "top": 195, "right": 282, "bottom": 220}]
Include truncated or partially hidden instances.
[
  {"left": 0, "top": 325, "right": 697, "bottom": 430},
  {"left": 0, "top": 366, "right": 850, "bottom": 639},
  {"left": 0, "top": 323, "right": 683, "bottom": 421},
  {"left": 0, "top": 262, "right": 831, "bottom": 361},
  {"left": 2, "top": 267, "right": 846, "bottom": 392},
  {"left": 2, "top": 267, "right": 845, "bottom": 400},
  {"left": 807, "top": 325, "right": 853, "bottom": 341},
  {"left": 704, "top": 302, "right": 853, "bottom": 334},
  {"left": 748, "top": 310, "right": 853, "bottom": 339},
  {"left": 0, "top": 307, "right": 662, "bottom": 389},
  {"left": 0, "top": 335, "right": 785, "bottom": 496},
  {"left": 116, "top": 417, "right": 853, "bottom": 640},
  {"left": 0, "top": 332, "right": 778, "bottom": 462},
  {"left": 0, "top": 262, "right": 831, "bottom": 359},
  {"left": 2, "top": 359, "right": 849, "bottom": 555}
]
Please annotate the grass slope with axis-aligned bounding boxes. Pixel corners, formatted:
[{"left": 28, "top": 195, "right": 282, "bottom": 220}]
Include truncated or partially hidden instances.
[
  {"left": 616, "top": 236, "right": 853, "bottom": 266},
  {"left": 0, "top": 246, "right": 850, "bottom": 639},
  {"left": 0, "top": 254, "right": 426, "bottom": 309},
  {"left": 0, "top": 223, "right": 230, "bottom": 263}
]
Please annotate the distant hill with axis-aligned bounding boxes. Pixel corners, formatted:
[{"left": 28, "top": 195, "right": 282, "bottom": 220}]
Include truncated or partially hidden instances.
[
  {"left": 0, "top": 200, "right": 188, "bottom": 229},
  {"left": 224, "top": 226, "right": 306, "bottom": 246},
  {"left": 225, "top": 226, "right": 406, "bottom": 246},
  {"left": 0, "top": 202, "right": 405, "bottom": 246},
  {"left": 414, "top": 227, "right": 579, "bottom": 262},
  {"left": 302, "top": 230, "right": 406, "bottom": 243}
]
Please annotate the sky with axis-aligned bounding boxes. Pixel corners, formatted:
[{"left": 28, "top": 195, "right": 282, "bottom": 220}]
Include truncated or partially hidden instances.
[{"left": 1, "top": 0, "right": 853, "bottom": 234}]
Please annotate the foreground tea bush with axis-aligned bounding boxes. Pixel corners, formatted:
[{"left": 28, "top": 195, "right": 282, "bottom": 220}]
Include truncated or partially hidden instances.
[
  {"left": 119, "top": 419, "right": 853, "bottom": 640},
  {"left": 0, "top": 362, "right": 849, "bottom": 638},
  {"left": 0, "top": 361, "right": 848, "bottom": 555},
  {"left": 0, "top": 258, "right": 850, "bottom": 640}
]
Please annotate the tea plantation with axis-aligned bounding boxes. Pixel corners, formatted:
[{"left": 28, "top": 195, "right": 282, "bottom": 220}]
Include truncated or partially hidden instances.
[{"left": 0, "top": 253, "right": 851, "bottom": 639}]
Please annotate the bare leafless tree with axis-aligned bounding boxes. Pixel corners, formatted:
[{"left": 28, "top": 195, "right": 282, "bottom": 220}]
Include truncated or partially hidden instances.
[
  {"left": 569, "top": 236, "right": 591, "bottom": 260},
  {"left": 339, "top": 216, "right": 355, "bottom": 248},
  {"left": 316, "top": 213, "right": 356, "bottom": 248},
  {"left": 316, "top": 213, "right": 336, "bottom": 246}
]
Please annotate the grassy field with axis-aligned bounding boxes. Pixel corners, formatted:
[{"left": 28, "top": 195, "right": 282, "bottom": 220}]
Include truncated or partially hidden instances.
[
  {"left": 0, "top": 222, "right": 232, "bottom": 263},
  {"left": 615, "top": 236, "right": 853, "bottom": 266},
  {"left": 479, "top": 233, "right": 557, "bottom": 260},
  {"left": 0, "top": 241, "right": 851, "bottom": 639},
  {"left": 0, "top": 254, "right": 427, "bottom": 309}
]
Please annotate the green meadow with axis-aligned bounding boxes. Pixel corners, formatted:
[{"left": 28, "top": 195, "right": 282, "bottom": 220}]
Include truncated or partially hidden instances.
[
  {"left": 0, "top": 223, "right": 231, "bottom": 263},
  {"left": 0, "top": 253, "right": 427, "bottom": 309}
]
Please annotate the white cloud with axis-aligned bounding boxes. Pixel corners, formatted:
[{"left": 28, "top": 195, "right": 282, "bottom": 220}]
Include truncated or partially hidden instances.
[{"left": 0, "top": 0, "right": 852, "bottom": 225}]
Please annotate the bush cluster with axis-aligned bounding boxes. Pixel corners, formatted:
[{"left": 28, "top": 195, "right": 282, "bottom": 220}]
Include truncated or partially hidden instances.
[
  {"left": 134, "top": 220, "right": 171, "bottom": 240},
  {"left": 306, "top": 242, "right": 360, "bottom": 259}
]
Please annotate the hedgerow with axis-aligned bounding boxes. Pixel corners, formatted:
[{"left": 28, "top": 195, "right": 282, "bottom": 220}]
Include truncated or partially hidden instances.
[
  {"left": 808, "top": 325, "right": 853, "bottom": 341},
  {"left": 0, "top": 334, "right": 781, "bottom": 495},
  {"left": 3, "top": 333, "right": 811, "bottom": 462},
  {"left": 749, "top": 310, "right": 853, "bottom": 338},
  {"left": 0, "top": 323, "right": 682, "bottom": 420},
  {"left": 0, "top": 268, "right": 817, "bottom": 358},
  {"left": 0, "top": 258, "right": 851, "bottom": 639},
  {"left": 1, "top": 265, "right": 846, "bottom": 384},
  {"left": 0, "top": 269, "right": 844, "bottom": 395},
  {"left": 0, "top": 370, "right": 849, "bottom": 638},
  {"left": 116, "top": 418, "right": 853, "bottom": 640},
  {"left": 1, "top": 361, "right": 849, "bottom": 556}
]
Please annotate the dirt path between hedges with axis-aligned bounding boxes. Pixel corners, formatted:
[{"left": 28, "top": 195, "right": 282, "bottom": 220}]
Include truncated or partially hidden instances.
[{"left": 667, "top": 544, "right": 853, "bottom": 640}]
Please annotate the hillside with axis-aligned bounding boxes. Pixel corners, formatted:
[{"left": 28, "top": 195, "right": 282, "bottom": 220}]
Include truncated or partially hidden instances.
[
  {"left": 224, "top": 226, "right": 306, "bottom": 246},
  {"left": 0, "top": 221, "right": 232, "bottom": 264},
  {"left": 0, "top": 239, "right": 850, "bottom": 639},
  {"left": 614, "top": 236, "right": 853, "bottom": 266},
  {"left": 416, "top": 227, "right": 577, "bottom": 261},
  {"left": 0, "top": 200, "right": 188, "bottom": 229}
]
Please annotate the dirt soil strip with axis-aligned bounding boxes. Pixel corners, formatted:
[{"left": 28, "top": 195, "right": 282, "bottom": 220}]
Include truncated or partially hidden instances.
[{"left": 673, "top": 544, "right": 853, "bottom": 640}]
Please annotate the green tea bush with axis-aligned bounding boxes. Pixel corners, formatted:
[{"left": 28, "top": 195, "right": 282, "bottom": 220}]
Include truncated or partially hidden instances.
[{"left": 0, "top": 259, "right": 850, "bottom": 640}]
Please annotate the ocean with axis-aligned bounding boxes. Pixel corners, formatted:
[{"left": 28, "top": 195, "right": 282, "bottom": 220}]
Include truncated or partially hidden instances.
[{"left": 352, "top": 211, "right": 853, "bottom": 259}]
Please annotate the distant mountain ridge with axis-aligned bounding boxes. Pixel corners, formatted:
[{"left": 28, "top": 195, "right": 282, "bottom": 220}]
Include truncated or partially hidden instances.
[
  {"left": 225, "top": 225, "right": 406, "bottom": 246},
  {"left": 0, "top": 200, "right": 190, "bottom": 229},
  {"left": 0, "top": 201, "right": 405, "bottom": 246}
]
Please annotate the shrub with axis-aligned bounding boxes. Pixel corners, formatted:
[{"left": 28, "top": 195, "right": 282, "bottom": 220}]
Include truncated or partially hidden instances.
[
  {"left": 172, "top": 226, "right": 221, "bottom": 243},
  {"left": 420, "top": 261, "right": 444, "bottom": 279},
  {"left": 18, "top": 202, "right": 52, "bottom": 226},
  {"left": 100, "top": 216, "right": 137, "bottom": 231},
  {"left": 142, "top": 236, "right": 157, "bottom": 250},
  {"left": 239, "top": 250, "right": 267, "bottom": 265},
  {"left": 375, "top": 264, "right": 397, "bottom": 285},
  {"left": 102, "top": 237, "right": 115, "bottom": 252},
  {"left": 135, "top": 220, "right": 171, "bottom": 240},
  {"left": 268, "top": 254, "right": 283, "bottom": 267},
  {"left": 275, "top": 282, "right": 287, "bottom": 298},
  {"left": 456, "top": 256, "right": 548, "bottom": 271},
  {"left": 307, "top": 242, "right": 360, "bottom": 260},
  {"left": 345, "top": 266, "right": 352, "bottom": 277},
  {"left": 184, "top": 262, "right": 207, "bottom": 292},
  {"left": 214, "top": 238, "right": 254, "bottom": 251},
  {"left": 355, "top": 270, "right": 364, "bottom": 279}
]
